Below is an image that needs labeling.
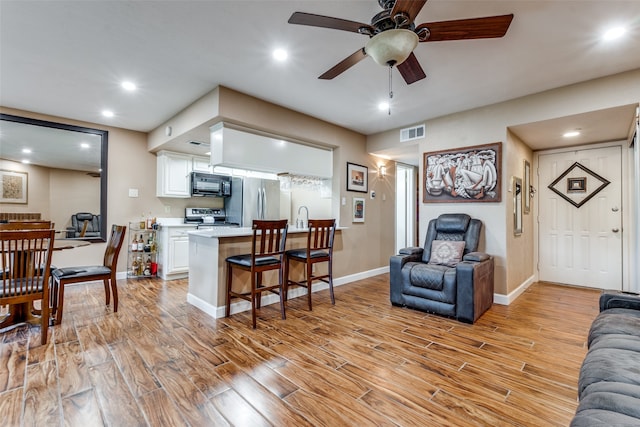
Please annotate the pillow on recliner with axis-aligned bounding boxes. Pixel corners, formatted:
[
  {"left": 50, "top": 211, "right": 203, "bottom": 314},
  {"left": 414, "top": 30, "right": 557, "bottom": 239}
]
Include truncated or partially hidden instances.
[{"left": 429, "top": 240, "right": 466, "bottom": 267}]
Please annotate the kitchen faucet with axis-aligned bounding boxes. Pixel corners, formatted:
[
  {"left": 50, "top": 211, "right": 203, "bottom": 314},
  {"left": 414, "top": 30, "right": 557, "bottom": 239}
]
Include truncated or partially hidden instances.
[{"left": 297, "top": 205, "right": 309, "bottom": 229}]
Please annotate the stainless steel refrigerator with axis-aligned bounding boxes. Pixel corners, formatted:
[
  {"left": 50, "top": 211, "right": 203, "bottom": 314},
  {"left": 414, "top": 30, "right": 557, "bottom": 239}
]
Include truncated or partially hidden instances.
[{"left": 225, "top": 177, "right": 281, "bottom": 227}]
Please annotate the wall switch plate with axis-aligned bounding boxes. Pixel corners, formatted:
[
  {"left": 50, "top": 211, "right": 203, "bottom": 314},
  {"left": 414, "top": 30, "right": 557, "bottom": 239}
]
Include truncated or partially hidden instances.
[
  {"left": 164, "top": 205, "right": 171, "bottom": 213},
  {"left": 128, "top": 188, "right": 139, "bottom": 197},
  {"left": 370, "top": 190, "right": 376, "bottom": 199},
  {"left": 341, "top": 197, "right": 346, "bottom": 206}
]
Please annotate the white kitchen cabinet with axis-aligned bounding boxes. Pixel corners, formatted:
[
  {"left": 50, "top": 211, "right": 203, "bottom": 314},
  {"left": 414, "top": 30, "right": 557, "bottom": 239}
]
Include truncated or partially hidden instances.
[
  {"left": 156, "top": 151, "right": 192, "bottom": 197},
  {"left": 192, "top": 155, "right": 213, "bottom": 173},
  {"left": 157, "top": 224, "right": 196, "bottom": 280}
]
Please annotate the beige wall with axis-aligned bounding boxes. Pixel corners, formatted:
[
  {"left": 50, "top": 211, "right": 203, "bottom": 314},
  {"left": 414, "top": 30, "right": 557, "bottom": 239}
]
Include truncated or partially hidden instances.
[
  {"left": 505, "top": 130, "right": 534, "bottom": 292},
  {"left": 367, "top": 69, "right": 640, "bottom": 297},
  {"left": 213, "top": 87, "right": 396, "bottom": 276},
  {"left": 2, "top": 89, "right": 398, "bottom": 279},
  {"left": 49, "top": 168, "right": 101, "bottom": 230},
  {"left": 0, "top": 159, "right": 51, "bottom": 218},
  {"left": 0, "top": 159, "right": 100, "bottom": 233},
  {"left": 1, "top": 106, "right": 164, "bottom": 269}
]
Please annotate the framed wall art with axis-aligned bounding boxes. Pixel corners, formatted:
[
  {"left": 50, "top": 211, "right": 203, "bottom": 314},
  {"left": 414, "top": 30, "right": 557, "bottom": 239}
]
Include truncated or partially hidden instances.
[
  {"left": 523, "top": 160, "right": 531, "bottom": 214},
  {"left": 513, "top": 176, "right": 523, "bottom": 236},
  {"left": 0, "top": 169, "right": 28, "bottom": 204},
  {"left": 352, "top": 197, "right": 365, "bottom": 223},
  {"left": 346, "top": 162, "right": 368, "bottom": 193},
  {"left": 423, "top": 142, "right": 502, "bottom": 203}
]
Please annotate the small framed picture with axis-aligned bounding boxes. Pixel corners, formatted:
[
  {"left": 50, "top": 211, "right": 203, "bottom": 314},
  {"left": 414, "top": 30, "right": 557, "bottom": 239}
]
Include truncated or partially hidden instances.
[
  {"left": 567, "top": 177, "right": 586, "bottom": 193},
  {"left": 352, "top": 197, "right": 365, "bottom": 223},
  {"left": 346, "top": 162, "right": 368, "bottom": 193},
  {"left": 0, "top": 169, "right": 28, "bottom": 204}
]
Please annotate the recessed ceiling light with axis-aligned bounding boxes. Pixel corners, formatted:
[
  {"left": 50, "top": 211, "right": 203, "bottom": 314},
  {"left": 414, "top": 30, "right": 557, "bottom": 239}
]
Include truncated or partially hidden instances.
[
  {"left": 603, "top": 26, "right": 626, "bottom": 41},
  {"left": 81, "top": 143, "right": 90, "bottom": 149},
  {"left": 272, "top": 48, "right": 288, "bottom": 61},
  {"left": 563, "top": 131, "right": 580, "bottom": 138},
  {"left": 102, "top": 110, "right": 114, "bottom": 118},
  {"left": 121, "top": 81, "right": 137, "bottom": 91},
  {"left": 378, "top": 102, "right": 389, "bottom": 111},
  {"left": 22, "top": 159, "right": 30, "bottom": 164},
  {"left": 22, "top": 148, "right": 32, "bottom": 154}
]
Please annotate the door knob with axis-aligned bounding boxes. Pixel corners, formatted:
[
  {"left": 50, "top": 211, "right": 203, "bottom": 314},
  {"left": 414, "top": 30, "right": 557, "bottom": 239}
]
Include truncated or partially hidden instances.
[
  {"left": 612, "top": 207, "right": 619, "bottom": 212},
  {"left": 612, "top": 228, "right": 620, "bottom": 233}
]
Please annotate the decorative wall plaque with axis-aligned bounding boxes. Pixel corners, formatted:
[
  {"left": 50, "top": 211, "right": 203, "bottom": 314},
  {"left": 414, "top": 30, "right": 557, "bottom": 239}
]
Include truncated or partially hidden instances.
[{"left": 547, "top": 162, "right": 610, "bottom": 208}]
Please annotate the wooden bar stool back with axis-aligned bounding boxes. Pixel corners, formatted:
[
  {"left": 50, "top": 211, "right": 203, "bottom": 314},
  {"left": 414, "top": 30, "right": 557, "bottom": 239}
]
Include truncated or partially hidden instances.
[
  {"left": 284, "top": 219, "right": 336, "bottom": 310},
  {"left": 225, "top": 219, "right": 289, "bottom": 328},
  {"left": 0, "top": 228, "right": 55, "bottom": 344}
]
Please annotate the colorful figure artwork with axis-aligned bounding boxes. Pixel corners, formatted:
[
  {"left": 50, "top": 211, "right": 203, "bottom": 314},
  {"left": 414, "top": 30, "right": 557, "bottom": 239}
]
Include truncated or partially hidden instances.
[{"left": 423, "top": 142, "right": 502, "bottom": 203}]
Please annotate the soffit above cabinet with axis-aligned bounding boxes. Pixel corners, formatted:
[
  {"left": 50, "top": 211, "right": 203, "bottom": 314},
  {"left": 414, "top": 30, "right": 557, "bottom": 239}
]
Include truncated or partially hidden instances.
[{"left": 210, "top": 125, "right": 332, "bottom": 178}]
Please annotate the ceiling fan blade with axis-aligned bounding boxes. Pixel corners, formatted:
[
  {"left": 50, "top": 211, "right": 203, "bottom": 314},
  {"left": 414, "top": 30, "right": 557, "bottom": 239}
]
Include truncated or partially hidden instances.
[
  {"left": 319, "top": 48, "right": 368, "bottom": 80},
  {"left": 391, "top": 0, "right": 428, "bottom": 23},
  {"left": 397, "top": 53, "right": 426, "bottom": 85},
  {"left": 416, "top": 14, "right": 514, "bottom": 42},
  {"left": 288, "top": 12, "right": 373, "bottom": 34}
]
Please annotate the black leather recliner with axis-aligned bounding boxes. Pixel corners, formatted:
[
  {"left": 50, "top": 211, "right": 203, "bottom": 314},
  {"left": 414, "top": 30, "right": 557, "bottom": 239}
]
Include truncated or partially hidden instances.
[
  {"left": 66, "top": 212, "right": 101, "bottom": 238},
  {"left": 390, "top": 213, "right": 494, "bottom": 323}
]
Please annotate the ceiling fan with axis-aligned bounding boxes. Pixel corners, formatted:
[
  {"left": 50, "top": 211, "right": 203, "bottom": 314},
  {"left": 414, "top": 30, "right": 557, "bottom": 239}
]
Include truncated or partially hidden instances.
[{"left": 288, "top": 0, "right": 514, "bottom": 85}]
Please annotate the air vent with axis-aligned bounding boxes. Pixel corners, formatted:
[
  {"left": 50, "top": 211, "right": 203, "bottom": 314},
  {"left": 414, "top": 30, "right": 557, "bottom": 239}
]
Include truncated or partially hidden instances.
[
  {"left": 400, "top": 124, "right": 425, "bottom": 142},
  {"left": 188, "top": 140, "right": 210, "bottom": 146}
]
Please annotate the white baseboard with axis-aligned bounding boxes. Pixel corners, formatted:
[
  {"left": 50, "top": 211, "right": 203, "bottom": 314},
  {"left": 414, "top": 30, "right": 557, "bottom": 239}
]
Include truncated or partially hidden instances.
[
  {"left": 493, "top": 274, "right": 536, "bottom": 305},
  {"left": 186, "top": 265, "right": 391, "bottom": 319}
]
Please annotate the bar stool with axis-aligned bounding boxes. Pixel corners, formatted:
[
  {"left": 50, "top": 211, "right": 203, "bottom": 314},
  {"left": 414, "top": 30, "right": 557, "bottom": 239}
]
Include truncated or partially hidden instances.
[
  {"left": 284, "top": 219, "right": 336, "bottom": 310},
  {"left": 225, "top": 220, "right": 288, "bottom": 329}
]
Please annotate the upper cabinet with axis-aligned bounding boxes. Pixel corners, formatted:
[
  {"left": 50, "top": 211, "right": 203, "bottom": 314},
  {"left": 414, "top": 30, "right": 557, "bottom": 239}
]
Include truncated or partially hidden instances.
[
  {"left": 157, "top": 151, "right": 213, "bottom": 197},
  {"left": 156, "top": 151, "right": 192, "bottom": 198},
  {"left": 192, "top": 155, "right": 212, "bottom": 173}
]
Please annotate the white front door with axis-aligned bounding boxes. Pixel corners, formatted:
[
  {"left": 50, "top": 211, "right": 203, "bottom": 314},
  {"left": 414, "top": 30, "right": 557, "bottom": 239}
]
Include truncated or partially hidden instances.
[{"left": 538, "top": 145, "right": 622, "bottom": 289}]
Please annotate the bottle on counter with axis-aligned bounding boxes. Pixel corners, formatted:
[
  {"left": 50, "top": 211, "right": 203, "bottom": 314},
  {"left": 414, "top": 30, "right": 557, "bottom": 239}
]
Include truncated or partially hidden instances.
[
  {"left": 137, "top": 235, "right": 144, "bottom": 251},
  {"left": 143, "top": 256, "right": 152, "bottom": 276},
  {"left": 136, "top": 256, "right": 144, "bottom": 276},
  {"left": 131, "top": 257, "right": 139, "bottom": 275},
  {"left": 131, "top": 235, "right": 138, "bottom": 252}
]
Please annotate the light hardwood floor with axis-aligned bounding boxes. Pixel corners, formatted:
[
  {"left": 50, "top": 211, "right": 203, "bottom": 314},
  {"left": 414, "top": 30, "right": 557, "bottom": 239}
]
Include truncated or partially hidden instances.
[{"left": 0, "top": 274, "right": 600, "bottom": 426}]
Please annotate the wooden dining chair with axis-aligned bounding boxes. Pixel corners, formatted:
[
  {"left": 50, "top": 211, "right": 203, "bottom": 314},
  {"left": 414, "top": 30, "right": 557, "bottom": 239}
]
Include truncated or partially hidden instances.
[
  {"left": 1, "top": 221, "right": 52, "bottom": 230},
  {"left": 284, "top": 219, "right": 336, "bottom": 310},
  {"left": 51, "top": 224, "right": 126, "bottom": 325},
  {"left": 225, "top": 220, "right": 288, "bottom": 328},
  {"left": 0, "top": 228, "right": 55, "bottom": 344}
]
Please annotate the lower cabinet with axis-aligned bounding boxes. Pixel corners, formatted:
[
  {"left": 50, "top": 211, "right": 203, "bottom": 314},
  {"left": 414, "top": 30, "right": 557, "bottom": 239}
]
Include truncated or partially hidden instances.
[{"left": 157, "top": 225, "right": 196, "bottom": 280}]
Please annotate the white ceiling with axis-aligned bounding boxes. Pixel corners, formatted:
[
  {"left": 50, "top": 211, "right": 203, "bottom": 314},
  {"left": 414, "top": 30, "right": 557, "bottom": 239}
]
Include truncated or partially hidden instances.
[{"left": 1, "top": 0, "right": 639, "bottom": 165}]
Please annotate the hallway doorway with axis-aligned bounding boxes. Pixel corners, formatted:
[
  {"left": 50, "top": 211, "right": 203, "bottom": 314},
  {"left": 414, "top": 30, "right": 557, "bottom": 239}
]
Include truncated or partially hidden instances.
[{"left": 395, "top": 163, "right": 417, "bottom": 253}]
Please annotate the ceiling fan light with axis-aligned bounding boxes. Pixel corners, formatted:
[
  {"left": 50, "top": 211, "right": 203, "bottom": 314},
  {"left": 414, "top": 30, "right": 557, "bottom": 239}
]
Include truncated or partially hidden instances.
[{"left": 365, "top": 29, "right": 419, "bottom": 67}]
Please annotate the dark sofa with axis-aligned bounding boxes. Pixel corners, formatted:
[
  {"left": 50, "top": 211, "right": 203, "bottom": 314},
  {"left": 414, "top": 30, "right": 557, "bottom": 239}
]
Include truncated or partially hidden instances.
[{"left": 571, "top": 291, "right": 640, "bottom": 426}]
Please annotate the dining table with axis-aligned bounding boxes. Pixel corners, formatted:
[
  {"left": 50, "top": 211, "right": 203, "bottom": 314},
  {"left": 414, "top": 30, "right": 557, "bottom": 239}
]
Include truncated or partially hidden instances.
[{"left": 0, "top": 238, "right": 91, "bottom": 330}]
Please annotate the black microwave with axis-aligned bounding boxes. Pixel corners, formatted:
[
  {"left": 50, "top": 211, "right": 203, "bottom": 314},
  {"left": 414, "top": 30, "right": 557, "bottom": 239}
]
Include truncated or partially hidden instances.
[{"left": 190, "top": 172, "right": 232, "bottom": 197}]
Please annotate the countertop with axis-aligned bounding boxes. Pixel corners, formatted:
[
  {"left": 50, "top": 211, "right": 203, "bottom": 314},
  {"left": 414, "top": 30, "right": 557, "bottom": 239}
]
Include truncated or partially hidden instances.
[
  {"left": 156, "top": 217, "right": 198, "bottom": 228},
  {"left": 188, "top": 225, "right": 346, "bottom": 239}
]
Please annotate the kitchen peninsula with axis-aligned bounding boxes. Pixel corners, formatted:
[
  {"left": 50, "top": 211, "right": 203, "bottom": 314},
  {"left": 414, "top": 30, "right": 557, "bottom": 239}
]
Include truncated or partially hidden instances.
[{"left": 186, "top": 226, "right": 342, "bottom": 319}]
